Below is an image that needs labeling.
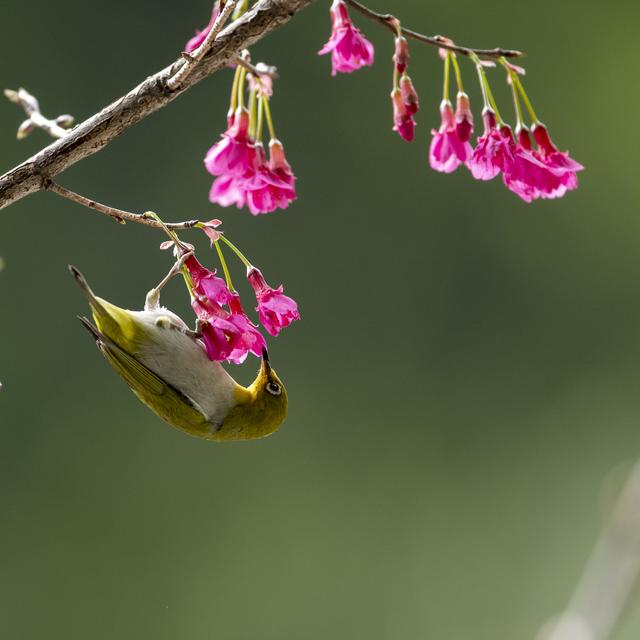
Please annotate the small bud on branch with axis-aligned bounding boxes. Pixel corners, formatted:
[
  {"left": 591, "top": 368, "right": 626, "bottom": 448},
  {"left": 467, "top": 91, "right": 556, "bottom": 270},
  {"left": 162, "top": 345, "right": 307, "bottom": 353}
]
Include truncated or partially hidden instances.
[{"left": 4, "top": 87, "right": 74, "bottom": 140}]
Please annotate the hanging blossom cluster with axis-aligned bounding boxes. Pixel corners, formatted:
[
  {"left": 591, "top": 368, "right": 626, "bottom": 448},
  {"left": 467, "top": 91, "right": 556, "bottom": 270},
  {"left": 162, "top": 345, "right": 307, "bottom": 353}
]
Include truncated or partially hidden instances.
[
  {"left": 186, "top": 5, "right": 296, "bottom": 216},
  {"left": 204, "top": 71, "right": 296, "bottom": 215},
  {"left": 317, "top": 0, "right": 583, "bottom": 201},
  {"left": 162, "top": 220, "right": 300, "bottom": 364}
]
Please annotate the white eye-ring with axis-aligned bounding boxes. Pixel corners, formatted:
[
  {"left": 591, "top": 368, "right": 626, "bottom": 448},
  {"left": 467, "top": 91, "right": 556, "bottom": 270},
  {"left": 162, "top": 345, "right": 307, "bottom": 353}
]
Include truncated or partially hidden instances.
[{"left": 266, "top": 381, "right": 281, "bottom": 396}]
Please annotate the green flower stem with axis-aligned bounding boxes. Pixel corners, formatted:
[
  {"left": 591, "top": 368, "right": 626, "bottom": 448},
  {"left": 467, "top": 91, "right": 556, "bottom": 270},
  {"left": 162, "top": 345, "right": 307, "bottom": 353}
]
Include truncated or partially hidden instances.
[
  {"left": 143, "top": 211, "right": 183, "bottom": 247},
  {"left": 509, "top": 74, "right": 524, "bottom": 130},
  {"left": 220, "top": 235, "right": 253, "bottom": 269},
  {"left": 498, "top": 57, "right": 525, "bottom": 129},
  {"left": 256, "top": 96, "right": 264, "bottom": 142},
  {"left": 470, "top": 52, "right": 504, "bottom": 125},
  {"left": 181, "top": 266, "right": 195, "bottom": 296},
  {"left": 443, "top": 52, "right": 451, "bottom": 101},
  {"left": 237, "top": 66, "right": 247, "bottom": 110},
  {"left": 248, "top": 88, "right": 258, "bottom": 140},
  {"left": 229, "top": 65, "right": 242, "bottom": 115},
  {"left": 483, "top": 78, "right": 502, "bottom": 124},
  {"left": 262, "top": 96, "right": 276, "bottom": 140},
  {"left": 514, "top": 76, "right": 540, "bottom": 124},
  {"left": 450, "top": 53, "right": 464, "bottom": 93},
  {"left": 214, "top": 240, "right": 235, "bottom": 292}
]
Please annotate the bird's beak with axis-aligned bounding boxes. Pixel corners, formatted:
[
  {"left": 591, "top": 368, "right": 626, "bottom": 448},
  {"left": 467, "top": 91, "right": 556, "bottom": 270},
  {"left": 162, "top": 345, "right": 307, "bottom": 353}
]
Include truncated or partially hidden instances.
[{"left": 261, "top": 346, "right": 271, "bottom": 375}]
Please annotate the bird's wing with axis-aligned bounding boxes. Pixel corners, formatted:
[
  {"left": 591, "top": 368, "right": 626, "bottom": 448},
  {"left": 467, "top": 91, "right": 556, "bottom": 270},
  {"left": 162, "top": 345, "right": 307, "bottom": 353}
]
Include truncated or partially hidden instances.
[{"left": 78, "top": 317, "right": 214, "bottom": 436}]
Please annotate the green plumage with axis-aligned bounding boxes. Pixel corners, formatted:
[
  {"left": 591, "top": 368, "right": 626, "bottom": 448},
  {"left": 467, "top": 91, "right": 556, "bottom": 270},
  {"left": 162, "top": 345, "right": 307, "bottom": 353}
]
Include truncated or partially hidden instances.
[{"left": 70, "top": 266, "right": 288, "bottom": 441}]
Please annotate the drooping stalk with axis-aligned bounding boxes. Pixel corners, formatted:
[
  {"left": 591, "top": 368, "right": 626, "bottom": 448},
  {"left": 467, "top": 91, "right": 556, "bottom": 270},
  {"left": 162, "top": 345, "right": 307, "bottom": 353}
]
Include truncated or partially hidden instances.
[
  {"left": 442, "top": 51, "right": 451, "bottom": 101},
  {"left": 514, "top": 77, "right": 540, "bottom": 124},
  {"left": 470, "top": 52, "right": 504, "bottom": 125},
  {"left": 214, "top": 240, "right": 235, "bottom": 292},
  {"left": 450, "top": 53, "right": 464, "bottom": 93},
  {"left": 228, "top": 65, "right": 242, "bottom": 115},
  {"left": 262, "top": 96, "right": 276, "bottom": 140},
  {"left": 219, "top": 235, "right": 253, "bottom": 269}
]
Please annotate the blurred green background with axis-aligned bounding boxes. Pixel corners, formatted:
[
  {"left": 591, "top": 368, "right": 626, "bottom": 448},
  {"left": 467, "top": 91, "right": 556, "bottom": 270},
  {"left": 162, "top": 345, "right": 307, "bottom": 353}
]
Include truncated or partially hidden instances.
[{"left": 1, "top": 1, "right": 639, "bottom": 638}]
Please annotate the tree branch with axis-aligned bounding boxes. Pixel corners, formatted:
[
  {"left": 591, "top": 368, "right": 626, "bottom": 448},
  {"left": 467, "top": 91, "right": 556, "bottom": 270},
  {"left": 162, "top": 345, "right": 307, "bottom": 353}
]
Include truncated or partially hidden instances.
[
  {"left": 344, "top": 0, "right": 523, "bottom": 59},
  {"left": 0, "top": 0, "right": 315, "bottom": 211},
  {"left": 45, "top": 180, "right": 201, "bottom": 230},
  {"left": 166, "top": 0, "right": 238, "bottom": 91}
]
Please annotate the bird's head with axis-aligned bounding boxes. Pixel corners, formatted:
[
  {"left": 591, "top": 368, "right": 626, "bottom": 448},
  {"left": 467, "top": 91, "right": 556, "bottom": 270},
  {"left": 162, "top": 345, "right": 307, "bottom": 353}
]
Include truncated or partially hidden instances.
[{"left": 217, "top": 347, "right": 288, "bottom": 440}]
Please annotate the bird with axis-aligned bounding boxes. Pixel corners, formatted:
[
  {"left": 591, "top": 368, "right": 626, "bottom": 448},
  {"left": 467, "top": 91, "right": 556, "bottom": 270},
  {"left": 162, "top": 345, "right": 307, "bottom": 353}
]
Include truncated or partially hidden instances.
[{"left": 69, "top": 265, "right": 288, "bottom": 441}]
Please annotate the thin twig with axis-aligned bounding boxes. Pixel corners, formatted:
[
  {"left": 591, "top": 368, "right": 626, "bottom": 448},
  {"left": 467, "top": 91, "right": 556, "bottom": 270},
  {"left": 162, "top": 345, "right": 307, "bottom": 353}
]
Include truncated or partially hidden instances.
[
  {"left": 537, "top": 462, "right": 640, "bottom": 640},
  {"left": 45, "top": 180, "right": 201, "bottom": 230},
  {"left": 344, "top": 0, "right": 524, "bottom": 59},
  {"left": 0, "top": 0, "right": 315, "bottom": 211},
  {"left": 4, "top": 88, "right": 74, "bottom": 140},
  {"left": 167, "top": 0, "right": 238, "bottom": 90}
]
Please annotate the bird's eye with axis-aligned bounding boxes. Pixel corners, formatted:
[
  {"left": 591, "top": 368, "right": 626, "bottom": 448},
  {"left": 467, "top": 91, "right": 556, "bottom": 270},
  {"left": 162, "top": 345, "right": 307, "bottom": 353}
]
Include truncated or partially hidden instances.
[{"left": 266, "top": 381, "right": 281, "bottom": 396}]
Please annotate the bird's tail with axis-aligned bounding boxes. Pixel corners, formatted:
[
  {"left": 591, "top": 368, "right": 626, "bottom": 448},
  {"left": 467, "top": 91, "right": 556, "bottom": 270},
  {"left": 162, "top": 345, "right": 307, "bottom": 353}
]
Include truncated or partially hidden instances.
[{"left": 68, "top": 265, "right": 130, "bottom": 345}]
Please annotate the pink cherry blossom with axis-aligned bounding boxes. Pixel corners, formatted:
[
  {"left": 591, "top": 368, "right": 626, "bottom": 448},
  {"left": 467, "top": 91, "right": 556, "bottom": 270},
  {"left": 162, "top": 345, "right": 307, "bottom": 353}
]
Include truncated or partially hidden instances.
[
  {"left": 532, "top": 123, "right": 584, "bottom": 197},
  {"left": 227, "top": 295, "right": 267, "bottom": 364},
  {"left": 199, "top": 315, "right": 241, "bottom": 363},
  {"left": 393, "top": 36, "right": 410, "bottom": 74},
  {"left": 501, "top": 127, "right": 558, "bottom": 202},
  {"left": 268, "top": 139, "right": 296, "bottom": 186},
  {"left": 206, "top": 119, "right": 296, "bottom": 215},
  {"left": 454, "top": 92, "right": 474, "bottom": 143},
  {"left": 185, "top": 3, "right": 220, "bottom": 53},
  {"left": 209, "top": 175, "right": 247, "bottom": 209},
  {"left": 244, "top": 141, "right": 297, "bottom": 215},
  {"left": 247, "top": 267, "right": 300, "bottom": 336},
  {"left": 185, "top": 256, "right": 232, "bottom": 308},
  {"left": 469, "top": 110, "right": 514, "bottom": 181},
  {"left": 201, "top": 219, "right": 223, "bottom": 244},
  {"left": 196, "top": 296, "right": 267, "bottom": 365},
  {"left": 500, "top": 126, "right": 582, "bottom": 202},
  {"left": 429, "top": 100, "right": 472, "bottom": 173},
  {"left": 391, "top": 89, "right": 416, "bottom": 142},
  {"left": 184, "top": 256, "right": 267, "bottom": 363},
  {"left": 400, "top": 75, "right": 419, "bottom": 116},
  {"left": 204, "top": 108, "right": 253, "bottom": 177},
  {"left": 318, "top": 0, "right": 374, "bottom": 76}
]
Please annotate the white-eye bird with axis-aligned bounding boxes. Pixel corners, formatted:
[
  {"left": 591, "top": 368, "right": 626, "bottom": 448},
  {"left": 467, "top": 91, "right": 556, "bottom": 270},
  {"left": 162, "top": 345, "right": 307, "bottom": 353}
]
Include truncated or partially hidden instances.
[{"left": 69, "top": 265, "right": 288, "bottom": 441}]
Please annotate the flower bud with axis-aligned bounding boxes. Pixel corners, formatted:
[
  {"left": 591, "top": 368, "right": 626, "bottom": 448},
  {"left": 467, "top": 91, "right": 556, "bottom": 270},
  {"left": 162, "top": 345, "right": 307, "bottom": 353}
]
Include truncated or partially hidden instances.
[
  {"left": 516, "top": 125, "right": 533, "bottom": 150},
  {"left": 329, "top": 0, "right": 351, "bottom": 29},
  {"left": 531, "top": 123, "right": 557, "bottom": 155},
  {"left": 230, "top": 107, "right": 250, "bottom": 139},
  {"left": 247, "top": 266, "right": 300, "bottom": 336},
  {"left": 391, "top": 88, "right": 415, "bottom": 142},
  {"left": 3, "top": 89, "right": 19, "bottom": 104},
  {"left": 393, "top": 36, "right": 410, "bottom": 74},
  {"left": 481, "top": 107, "right": 497, "bottom": 133},
  {"left": 55, "top": 114, "right": 75, "bottom": 128},
  {"left": 455, "top": 92, "right": 474, "bottom": 142},
  {"left": 400, "top": 75, "right": 419, "bottom": 116},
  {"left": 499, "top": 123, "right": 514, "bottom": 144},
  {"left": 17, "top": 88, "right": 39, "bottom": 113},
  {"left": 247, "top": 266, "right": 269, "bottom": 294},
  {"left": 16, "top": 119, "right": 35, "bottom": 140},
  {"left": 439, "top": 99, "right": 455, "bottom": 129},
  {"left": 268, "top": 139, "right": 289, "bottom": 171}
]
